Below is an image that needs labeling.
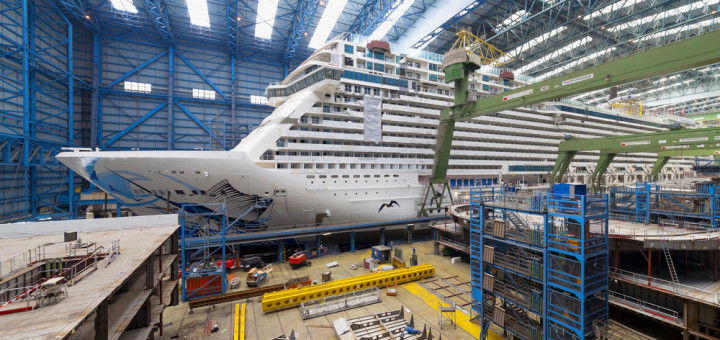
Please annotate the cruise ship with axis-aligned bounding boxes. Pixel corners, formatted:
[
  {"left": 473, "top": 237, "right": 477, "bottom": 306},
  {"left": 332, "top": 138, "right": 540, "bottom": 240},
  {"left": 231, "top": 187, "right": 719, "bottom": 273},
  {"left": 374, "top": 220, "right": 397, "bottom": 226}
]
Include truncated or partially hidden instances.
[{"left": 56, "top": 33, "right": 694, "bottom": 228}]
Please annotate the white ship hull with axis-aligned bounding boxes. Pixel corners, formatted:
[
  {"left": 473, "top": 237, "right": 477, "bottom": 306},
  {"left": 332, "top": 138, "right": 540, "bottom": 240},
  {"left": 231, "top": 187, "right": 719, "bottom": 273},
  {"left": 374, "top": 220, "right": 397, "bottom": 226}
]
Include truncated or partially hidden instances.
[{"left": 56, "top": 149, "right": 428, "bottom": 228}]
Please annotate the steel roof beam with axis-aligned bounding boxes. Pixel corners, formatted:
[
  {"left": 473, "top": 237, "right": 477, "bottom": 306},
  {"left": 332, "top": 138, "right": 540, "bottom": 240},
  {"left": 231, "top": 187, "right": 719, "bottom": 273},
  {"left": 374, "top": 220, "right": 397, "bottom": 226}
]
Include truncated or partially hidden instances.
[
  {"left": 56, "top": 0, "right": 103, "bottom": 33},
  {"left": 411, "top": 0, "right": 488, "bottom": 49},
  {"left": 283, "top": 0, "right": 320, "bottom": 64},
  {"left": 346, "top": 0, "right": 394, "bottom": 36},
  {"left": 142, "top": 0, "right": 175, "bottom": 44}
]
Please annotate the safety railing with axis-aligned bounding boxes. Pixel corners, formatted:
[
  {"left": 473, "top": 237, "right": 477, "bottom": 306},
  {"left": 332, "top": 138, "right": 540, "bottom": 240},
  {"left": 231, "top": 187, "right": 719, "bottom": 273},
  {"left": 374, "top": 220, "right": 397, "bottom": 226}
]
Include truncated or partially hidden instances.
[
  {"left": 610, "top": 267, "right": 720, "bottom": 304},
  {"left": 609, "top": 291, "right": 681, "bottom": 324}
]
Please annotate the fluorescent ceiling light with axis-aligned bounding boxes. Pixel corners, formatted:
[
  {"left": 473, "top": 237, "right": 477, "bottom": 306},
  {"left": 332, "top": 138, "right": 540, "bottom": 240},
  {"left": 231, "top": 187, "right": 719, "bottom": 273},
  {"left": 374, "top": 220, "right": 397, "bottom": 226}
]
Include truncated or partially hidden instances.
[
  {"left": 255, "top": 0, "right": 279, "bottom": 39},
  {"left": 368, "top": 0, "right": 415, "bottom": 41},
  {"left": 496, "top": 26, "right": 566, "bottom": 64},
  {"left": 584, "top": 0, "right": 645, "bottom": 20},
  {"left": 110, "top": 0, "right": 138, "bottom": 13},
  {"left": 186, "top": 0, "right": 210, "bottom": 27},
  {"left": 308, "top": 0, "right": 349, "bottom": 49},
  {"left": 610, "top": 0, "right": 719, "bottom": 32},
  {"left": 495, "top": 10, "right": 528, "bottom": 32}
]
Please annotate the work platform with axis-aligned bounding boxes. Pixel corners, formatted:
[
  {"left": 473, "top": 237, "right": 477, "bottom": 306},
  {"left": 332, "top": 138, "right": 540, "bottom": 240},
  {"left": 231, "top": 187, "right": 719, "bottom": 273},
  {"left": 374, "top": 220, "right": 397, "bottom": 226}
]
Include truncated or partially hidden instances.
[
  {"left": 185, "top": 216, "right": 443, "bottom": 246},
  {"left": 0, "top": 217, "right": 179, "bottom": 340}
]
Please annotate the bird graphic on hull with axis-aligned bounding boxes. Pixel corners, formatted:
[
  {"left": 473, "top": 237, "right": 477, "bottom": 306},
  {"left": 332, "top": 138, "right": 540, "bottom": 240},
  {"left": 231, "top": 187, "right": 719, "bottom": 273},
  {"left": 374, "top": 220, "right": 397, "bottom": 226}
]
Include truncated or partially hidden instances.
[{"left": 378, "top": 200, "right": 400, "bottom": 212}]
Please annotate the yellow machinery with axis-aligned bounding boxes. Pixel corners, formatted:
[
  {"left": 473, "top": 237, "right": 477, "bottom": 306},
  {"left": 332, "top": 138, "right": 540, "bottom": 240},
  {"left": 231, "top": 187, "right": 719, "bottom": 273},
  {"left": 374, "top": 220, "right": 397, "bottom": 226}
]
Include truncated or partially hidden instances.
[
  {"left": 261, "top": 264, "right": 435, "bottom": 312},
  {"left": 609, "top": 96, "right": 644, "bottom": 116},
  {"left": 449, "top": 29, "right": 513, "bottom": 67}
]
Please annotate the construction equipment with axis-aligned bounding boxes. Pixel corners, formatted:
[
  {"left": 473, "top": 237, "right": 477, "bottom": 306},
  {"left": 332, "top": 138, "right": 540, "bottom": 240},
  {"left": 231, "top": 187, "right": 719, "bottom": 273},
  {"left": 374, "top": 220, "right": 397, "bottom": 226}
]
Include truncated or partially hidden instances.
[
  {"left": 245, "top": 268, "right": 267, "bottom": 288},
  {"left": 371, "top": 245, "right": 392, "bottom": 264},
  {"left": 386, "top": 282, "right": 397, "bottom": 296},
  {"left": 300, "top": 287, "right": 381, "bottom": 319},
  {"left": 438, "top": 302, "right": 456, "bottom": 329},
  {"left": 550, "top": 126, "right": 720, "bottom": 185},
  {"left": 284, "top": 276, "right": 312, "bottom": 289},
  {"left": 422, "top": 29, "right": 720, "bottom": 214},
  {"left": 289, "top": 252, "right": 312, "bottom": 269},
  {"left": 262, "top": 264, "right": 435, "bottom": 312},
  {"left": 189, "top": 283, "right": 285, "bottom": 309}
]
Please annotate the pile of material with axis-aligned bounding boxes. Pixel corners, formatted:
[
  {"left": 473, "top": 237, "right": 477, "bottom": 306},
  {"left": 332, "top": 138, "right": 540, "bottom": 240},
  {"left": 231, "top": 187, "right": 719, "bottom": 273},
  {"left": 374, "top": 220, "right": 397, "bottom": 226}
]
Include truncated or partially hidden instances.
[{"left": 333, "top": 308, "right": 439, "bottom": 340}]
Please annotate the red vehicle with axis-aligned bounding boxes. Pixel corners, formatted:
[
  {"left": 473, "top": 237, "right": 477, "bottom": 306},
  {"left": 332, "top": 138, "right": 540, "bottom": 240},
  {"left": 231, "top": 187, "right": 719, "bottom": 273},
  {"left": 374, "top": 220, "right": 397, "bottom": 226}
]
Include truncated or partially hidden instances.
[
  {"left": 289, "top": 252, "right": 312, "bottom": 269},
  {"left": 215, "top": 258, "right": 236, "bottom": 269}
]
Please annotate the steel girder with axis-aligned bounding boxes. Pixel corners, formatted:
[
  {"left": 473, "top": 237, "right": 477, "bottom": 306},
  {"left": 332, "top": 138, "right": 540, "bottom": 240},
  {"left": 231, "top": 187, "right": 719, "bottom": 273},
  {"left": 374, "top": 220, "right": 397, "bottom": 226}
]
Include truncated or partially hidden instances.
[
  {"left": 346, "top": 0, "right": 394, "bottom": 36},
  {"left": 56, "top": 0, "right": 103, "bottom": 33},
  {"left": 143, "top": 0, "right": 175, "bottom": 44},
  {"left": 283, "top": 0, "right": 319, "bottom": 64},
  {"left": 411, "top": 0, "right": 489, "bottom": 49},
  {"left": 226, "top": 0, "right": 238, "bottom": 54}
]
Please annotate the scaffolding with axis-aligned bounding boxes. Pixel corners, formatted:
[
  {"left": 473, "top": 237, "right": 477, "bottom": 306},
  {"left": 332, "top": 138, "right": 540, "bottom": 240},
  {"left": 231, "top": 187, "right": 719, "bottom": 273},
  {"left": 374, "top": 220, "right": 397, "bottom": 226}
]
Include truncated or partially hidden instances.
[
  {"left": 610, "top": 182, "right": 720, "bottom": 228},
  {"left": 471, "top": 185, "right": 609, "bottom": 340},
  {"left": 180, "top": 203, "right": 228, "bottom": 301}
]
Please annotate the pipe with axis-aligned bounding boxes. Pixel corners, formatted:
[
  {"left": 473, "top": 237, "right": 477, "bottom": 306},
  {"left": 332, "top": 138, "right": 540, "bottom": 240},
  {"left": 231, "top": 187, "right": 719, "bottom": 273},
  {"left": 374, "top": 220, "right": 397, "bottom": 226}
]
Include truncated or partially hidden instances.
[{"left": 648, "top": 248, "right": 652, "bottom": 286}]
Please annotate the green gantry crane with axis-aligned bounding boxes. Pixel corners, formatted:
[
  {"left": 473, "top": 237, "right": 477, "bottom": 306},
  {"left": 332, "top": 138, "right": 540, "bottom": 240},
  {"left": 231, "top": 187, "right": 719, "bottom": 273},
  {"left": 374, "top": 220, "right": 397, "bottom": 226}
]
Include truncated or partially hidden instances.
[
  {"left": 550, "top": 126, "right": 720, "bottom": 185},
  {"left": 420, "top": 29, "right": 720, "bottom": 215}
]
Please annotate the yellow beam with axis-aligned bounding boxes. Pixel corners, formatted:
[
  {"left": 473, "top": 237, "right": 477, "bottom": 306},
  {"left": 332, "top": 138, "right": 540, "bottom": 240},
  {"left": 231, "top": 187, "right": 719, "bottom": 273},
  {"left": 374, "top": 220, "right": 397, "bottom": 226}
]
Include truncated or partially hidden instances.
[
  {"left": 234, "top": 304, "right": 239, "bottom": 340},
  {"left": 261, "top": 264, "right": 435, "bottom": 312},
  {"left": 240, "top": 303, "right": 246, "bottom": 340}
]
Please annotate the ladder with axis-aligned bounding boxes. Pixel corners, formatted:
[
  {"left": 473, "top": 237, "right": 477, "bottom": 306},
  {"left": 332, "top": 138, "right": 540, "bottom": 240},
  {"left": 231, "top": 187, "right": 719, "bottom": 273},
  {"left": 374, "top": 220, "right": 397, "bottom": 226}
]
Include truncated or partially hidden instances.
[{"left": 659, "top": 232, "right": 679, "bottom": 285}]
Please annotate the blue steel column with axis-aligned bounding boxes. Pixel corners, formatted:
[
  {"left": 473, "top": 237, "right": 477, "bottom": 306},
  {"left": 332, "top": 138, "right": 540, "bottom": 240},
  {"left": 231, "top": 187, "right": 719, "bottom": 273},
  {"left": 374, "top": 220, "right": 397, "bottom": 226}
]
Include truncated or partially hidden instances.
[
  {"left": 231, "top": 55, "right": 236, "bottom": 125},
  {"left": 316, "top": 235, "right": 322, "bottom": 258},
  {"left": 28, "top": 4, "right": 36, "bottom": 218},
  {"left": 21, "top": 0, "right": 30, "bottom": 221},
  {"left": 168, "top": 45, "right": 174, "bottom": 150},
  {"left": 407, "top": 224, "right": 413, "bottom": 244},
  {"left": 91, "top": 33, "right": 101, "bottom": 149},
  {"left": 350, "top": 231, "right": 355, "bottom": 252},
  {"left": 380, "top": 228, "right": 385, "bottom": 246},
  {"left": 67, "top": 21, "right": 74, "bottom": 218}
]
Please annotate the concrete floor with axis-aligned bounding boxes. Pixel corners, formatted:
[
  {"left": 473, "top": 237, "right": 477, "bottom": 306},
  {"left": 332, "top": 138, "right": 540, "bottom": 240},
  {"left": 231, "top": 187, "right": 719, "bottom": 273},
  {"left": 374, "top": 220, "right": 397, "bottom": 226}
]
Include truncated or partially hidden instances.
[{"left": 159, "top": 241, "right": 502, "bottom": 340}]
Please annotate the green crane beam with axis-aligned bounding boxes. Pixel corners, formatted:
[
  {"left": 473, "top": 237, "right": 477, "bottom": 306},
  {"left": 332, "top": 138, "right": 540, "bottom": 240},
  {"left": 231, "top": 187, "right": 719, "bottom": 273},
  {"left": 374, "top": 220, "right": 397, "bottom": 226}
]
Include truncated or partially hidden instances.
[
  {"left": 422, "top": 29, "right": 720, "bottom": 214},
  {"left": 445, "top": 29, "right": 720, "bottom": 122},
  {"left": 550, "top": 126, "right": 720, "bottom": 184}
]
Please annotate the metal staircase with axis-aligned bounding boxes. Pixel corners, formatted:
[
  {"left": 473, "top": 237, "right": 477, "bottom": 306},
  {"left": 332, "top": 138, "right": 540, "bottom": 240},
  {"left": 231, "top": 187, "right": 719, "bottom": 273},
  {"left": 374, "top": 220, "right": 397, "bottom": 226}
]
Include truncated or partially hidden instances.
[{"left": 504, "top": 211, "right": 528, "bottom": 229}]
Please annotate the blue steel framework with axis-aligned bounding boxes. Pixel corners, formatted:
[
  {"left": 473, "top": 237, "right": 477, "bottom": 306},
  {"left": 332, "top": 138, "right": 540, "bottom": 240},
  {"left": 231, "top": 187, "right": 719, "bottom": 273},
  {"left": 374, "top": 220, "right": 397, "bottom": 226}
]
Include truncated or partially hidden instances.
[
  {"left": 180, "top": 203, "right": 228, "bottom": 301},
  {"left": 470, "top": 187, "right": 609, "bottom": 340},
  {"left": 0, "top": 0, "right": 74, "bottom": 222},
  {"left": 610, "top": 182, "right": 720, "bottom": 228}
]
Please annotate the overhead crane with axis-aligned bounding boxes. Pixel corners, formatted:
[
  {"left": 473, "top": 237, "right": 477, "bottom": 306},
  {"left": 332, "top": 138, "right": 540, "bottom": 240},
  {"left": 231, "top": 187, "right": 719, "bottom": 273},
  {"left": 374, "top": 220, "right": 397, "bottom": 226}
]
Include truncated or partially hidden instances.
[
  {"left": 420, "top": 29, "right": 720, "bottom": 214},
  {"left": 549, "top": 126, "right": 720, "bottom": 185}
]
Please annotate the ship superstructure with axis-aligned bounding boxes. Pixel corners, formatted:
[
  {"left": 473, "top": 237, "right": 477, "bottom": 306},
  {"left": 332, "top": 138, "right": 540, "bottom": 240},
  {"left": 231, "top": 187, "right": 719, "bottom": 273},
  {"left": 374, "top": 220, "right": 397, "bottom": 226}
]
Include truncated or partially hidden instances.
[{"left": 56, "top": 33, "right": 693, "bottom": 227}]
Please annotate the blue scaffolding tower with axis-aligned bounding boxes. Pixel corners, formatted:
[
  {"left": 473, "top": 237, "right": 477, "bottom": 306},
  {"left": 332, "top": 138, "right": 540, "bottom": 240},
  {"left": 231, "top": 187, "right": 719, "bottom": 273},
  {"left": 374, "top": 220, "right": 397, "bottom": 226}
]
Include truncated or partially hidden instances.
[
  {"left": 610, "top": 182, "right": 720, "bottom": 228},
  {"left": 471, "top": 185, "right": 609, "bottom": 340},
  {"left": 180, "top": 203, "right": 228, "bottom": 301}
]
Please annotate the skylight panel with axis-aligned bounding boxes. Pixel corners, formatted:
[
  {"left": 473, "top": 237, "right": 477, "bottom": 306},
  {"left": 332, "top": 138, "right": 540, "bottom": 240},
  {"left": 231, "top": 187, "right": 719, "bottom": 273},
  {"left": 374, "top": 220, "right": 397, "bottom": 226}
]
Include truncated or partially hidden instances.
[
  {"left": 633, "top": 17, "right": 717, "bottom": 42},
  {"left": 308, "top": 0, "right": 349, "bottom": 49},
  {"left": 255, "top": 0, "right": 279, "bottom": 39},
  {"left": 368, "top": 0, "right": 415, "bottom": 41},
  {"left": 610, "top": 0, "right": 719, "bottom": 32},
  {"left": 534, "top": 47, "right": 615, "bottom": 81},
  {"left": 584, "top": 0, "right": 644, "bottom": 20},
  {"left": 110, "top": 0, "right": 138, "bottom": 13},
  {"left": 495, "top": 10, "right": 528, "bottom": 32},
  {"left": 516, "top": 36, "right": 592, "bottom": 74},
  {"left": 496, "top": 27, "right": 566, "bottom": 64},
  {"left": 186, "top": 0, "right": 210, "bottom": 27}
]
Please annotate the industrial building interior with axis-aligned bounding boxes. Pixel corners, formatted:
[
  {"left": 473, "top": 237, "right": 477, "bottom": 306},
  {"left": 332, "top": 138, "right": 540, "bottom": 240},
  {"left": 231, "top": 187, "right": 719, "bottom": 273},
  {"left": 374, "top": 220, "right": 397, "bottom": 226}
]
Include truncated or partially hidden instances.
[{"left": 1, "top": 0, "right": 720, "bottom": 339}]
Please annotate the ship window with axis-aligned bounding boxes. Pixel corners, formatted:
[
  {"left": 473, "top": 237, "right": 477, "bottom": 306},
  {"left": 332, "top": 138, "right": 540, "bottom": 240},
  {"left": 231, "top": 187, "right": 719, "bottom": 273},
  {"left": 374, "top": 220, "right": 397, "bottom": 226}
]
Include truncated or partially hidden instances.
[
  {"left": 364, "top": 175, "right": 370, "bottom": 178},
  {"left": 342, "top": 175, "right": 349, "bottom": 178},
  {"left": 179, "top": 171, "right": 184, "bottom": 174},
  {"left": 195, "top": 171, "right": 201, "bottom": 174},
  {"left": 174, "top": 190, "right": 183, "bottom": 195},
  {"left": 374, "top": 174, "right": 380, "bottom": 178},
  {"left": 307, "top": 175, "right": 314, "bottom": 178},
  {"left": 277, "top": 163, "right": 287, "bottom": 169},
  {"left": 331, "top": 175, "right": 338, "bottom": 178},
  {"left": 316, "top": 164, "right": 324, "bottom": 169},
  {"left": 191, "top": 190, "right": 199, "bottom": 195},
  {"left": 291, "top": 163, "right": 300, "bottom": 169},
  {"left": 274, "top": 189, "right": 286, "bottom": 196},
  {"left": 304, "top": 164, "right": 312, "bottom": 169},
  {"left": 319, "top": 175, "right": 327, "bottom": 178},
  {"left": 353, "top": 175, "right": 360, "bottom": 178},
  {"left": 393, "top": 174, "right": 399, "bottom": 177}
]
